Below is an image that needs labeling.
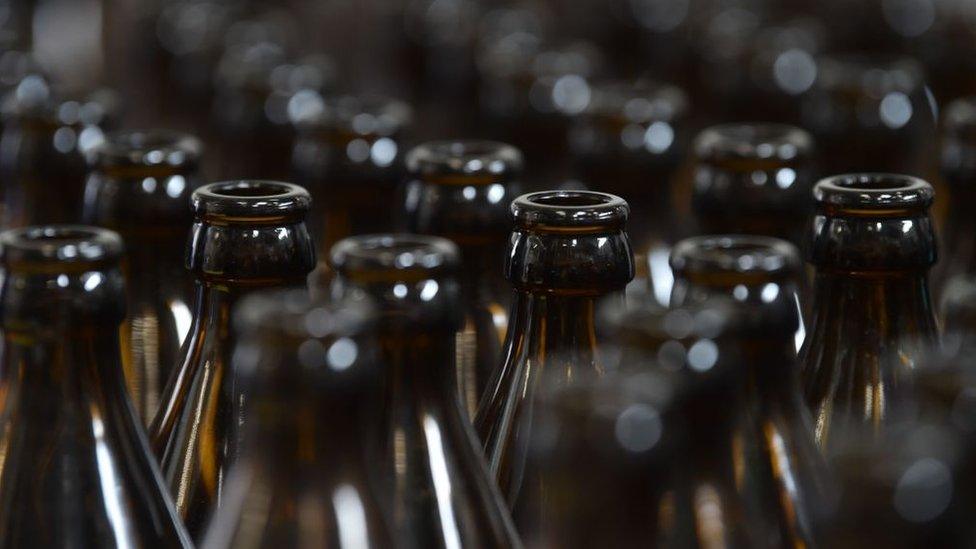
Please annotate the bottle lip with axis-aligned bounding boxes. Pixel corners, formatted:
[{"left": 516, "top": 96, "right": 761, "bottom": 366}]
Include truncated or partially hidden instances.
[
  {"left": 405, "top": 140, "right": 523, "bottom": 183},
  {"left": 584, "top": 79, "right": 688, "bottom": 123},
  {"left": 0, "top": 225, "right": 123, "bottom": 268},
  {"left": 817, "top": 53, "right": 925, "bottom": 91},
  {"left": 292, "top": 92, "right": 412, "bottom": 134},
  {"left": 670, "top": 235, "right": 801, "bottom": 276},
  {"left": 192, "top": 180, "right": 311, "bottom": 220},
  {"left": 813, "top": 173, "right": 933, "bottom": 211},
  {"left": 694, "top": 123, "right": 813, "bottom": 163},
  {"left": 511, "top": 190, "right": 629, "bottom": 230},
  {"left": 95, "top": 129, "right": 203, "bottom": 169},
  {"left": 330, "top": 233, "right": 460, "bottom": 279},
  {"left": 233, "top": 288, "right": 372, "bottom": 341}
]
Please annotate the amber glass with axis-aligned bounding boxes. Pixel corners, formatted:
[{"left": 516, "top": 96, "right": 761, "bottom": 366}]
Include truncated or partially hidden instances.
[
  {"left": 670, "top": 235, "right": 832, "bottom": 547},
  {"left": 0, "top": 225, "right": 190, "bottom": 547},
  {"left": 149, "top": 180, "right": 316, "bottom": 539},
  {"left": 800, "top": 174, "right": 939, "bottom": 451},
  {"left": 201, "top": 289, "right": 393, "bottom": 549},
  {"left": 0, "top": 80, "right": 88, "bottom": 228},
  {"left": 823, "top": 423, "right": 975, "bottom": 547},
  {"left": 330, "top": 234, "right": 519, "bottom": 547},
  {"left": 475, "top": 190, "right": 635, "bottom": 521},
  {"left": 291, "top": 94, "right": 413, "bottom": 258},
  {"left": 935, "top": 97, "right": 976, "bottom": 297},
  {"left": 84, "top": 129, "right": 203, "bottom": 422},
  {"left": 570, "top": 79, "right": 690, "bottom": 305},
  {"left": 800, "top": 55, "right": 936, "bottom": 177},
  {"left": 519, "top": 366, "right": 680, "bottom": 548},
  {"left": 403, "top": 140, "right": 522, "bottom": 416},
  {"left": 692, "top": 124, "right": 816, "bottom": 247}
]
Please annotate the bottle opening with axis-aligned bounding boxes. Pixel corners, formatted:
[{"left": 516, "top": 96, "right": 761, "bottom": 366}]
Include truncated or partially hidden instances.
[
  {"left": 0, "top": 225, "right": 124, "bottom": 265},
  {"left": 210, "top": 182, "right": 292, "bottom": 197},
  {"left": 97, "top": 130, "right": 202, "bottom": 168},
  {"left": 513, "top": 191, "right": 629, "bottom": 229},
  {"left": 406, "top": 139, "right": 523, "bottom": 180},
  {"left": 670, "top": 235, "right": 799, "bottom": 275},
  {"left": 192, "top": 181, "right": 312, "bottom": 219},
  {"left": 814, "top": 173, "right": 934, "bottom": 211},
  {"left": 695, "top": 123, "right": 812, "bottom": 161},
  {"left": 330, "top": 233, "right": 459, "bottom": 275},
  {"left": 26, "top": 226, "right": 100, "bottom": 242},
  {"left": 528, "top": 192, "right": 614, "bottom": 208}
]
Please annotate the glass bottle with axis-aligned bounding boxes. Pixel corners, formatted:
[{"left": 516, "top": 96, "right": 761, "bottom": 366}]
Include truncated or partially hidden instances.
[
  {"left": 935, "top": 97, "right": 976, "bottom": 297},
  {"left": 475, "top": 190, "right": 635, "bottom": 518},
  {"left": 691, "top": 123, "right": 817, "bottom": 247},
  {"left": 0, "top": 225, "right": 191, "bottom": 547},
  {"left": 569, "top": 79, "right": 690, "bottom": 305},
  {"left": 201, "top": 289, "right": 394, "bottom": 549},
  {"left": 403, "top": 140, "right": 522, "bottom": 417},
  {"left": 291, "top": 93, "right": 413, "bottom": 259},
  {"left": 149, "top": 180, "right": 316, "bottom": 539},
  {"left": 84, "top": 129, "right": 203, "bottom": 422},
  {"left": 670, "top": 234, "right": 833, "bottom": 547},
  {"left": 329, "top": 234, "right": 520, "bottom": 547},
  {"left": 800, "top": 173, "right": 939, "bottom": 451}
]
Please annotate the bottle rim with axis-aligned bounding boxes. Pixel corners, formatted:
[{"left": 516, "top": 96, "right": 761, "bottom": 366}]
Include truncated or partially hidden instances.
[
  {"left": 95, "top": 129, "right": 203, "bottom": 169},
  {"left": 511, "top": 190, "right": 629, "bottom": 229},
  {"left": 669, "top": 234, "right": 801, "bottom": 276},
  {"left": 694, "top": 122, "right": 813, "bottom": 163},
  {"left": 405, "top": 140, "right": 523, "bottom": 183},
  {"left": 192, "top": 180, "right": 311, "bottom": 220},
  {"left": 813, "top": 173, "right": 933, "bottom": 211},
  {"left": 329, "top": 233, "right": 460, "bottom": 278},
  {"left": 0, "top": 225, "right": 123, "bottom": 268}
]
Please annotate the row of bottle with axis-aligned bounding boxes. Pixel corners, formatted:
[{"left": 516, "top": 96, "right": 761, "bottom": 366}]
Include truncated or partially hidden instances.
[{"left": 0, "top": 172, "right": 963, "bottom": 547}]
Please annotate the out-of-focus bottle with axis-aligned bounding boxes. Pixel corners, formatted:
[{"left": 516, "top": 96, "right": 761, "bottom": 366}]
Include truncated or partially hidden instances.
[
  {"left": 670, "top": 234, "right": 832, "bottom": 547},
  {"left": 801, "top": 174, "right": 939, "bottom": 452},
  {"left": 691, "top": 123, "right": 816, "bottom": 247},
  {"left": 475, "top": 190, "right": 635, "bottom": 521},
  {"left": 201, "top": 289, "right": 394, "bottom": 549},
  {"left": 150, "top": 180, "right": 316, "bottom": 540},
  {"left": 330, "top": 234, "right": 520, "bottom": 547},
  {"left": 935, "top": 97, "right": 976, "bottom": 297},
  {"left": 291, "top": 93, "right": 413, "bottom": 258},
  {"left": 800, "top": 55, "right": 937, "bottom": 177},
  {"left": 84, "top": 129, "right": 203, "bottom": 423},
  {"left": 0, "top": 225, "right": 191, "bottom": 547},
  {"left": 403, "top": 140, "right": 522, "bottom": 416},
  {"left": 569, "top": 79, "right": 689, "bottom": 305}
]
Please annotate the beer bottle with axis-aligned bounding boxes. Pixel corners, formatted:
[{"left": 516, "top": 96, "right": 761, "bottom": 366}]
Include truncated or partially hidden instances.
[
  {"left": 475, "top": 190, "right": 635, "bottom": 517},
  {"left": 935, "top": 97, "right": 976, "bottom": 298},
  {"left": 691, "top": 124, "right": 816, "bottom": 247},
  {"left": 201, "top": 289, "right": 394, "bottom": 548},
  {"left": 291, "top": 93, "right": 413, "bottom": 257},
  {"left": 84, "top": 129, "right": 203, "bottom": 422},
  {"left": 801, "top": 174, "right": 939, "bottom": 451},
  {"left": 150, "top": 180, "right": 316, "bottom": 539},
  {"left": 570, "top": 79, "right": 690, "bottom": 305},
  {"left": 670, "top": 235, "right": 832, "bottom": 547},
  {"left": 403, "top": 140, "right": 522, "bottom": 416},
  {"left": 330, "top": 234, "right": 520, "bottom": 547},
  {"left": 0, "top": 225, "right": 190, "bottom": 547}
]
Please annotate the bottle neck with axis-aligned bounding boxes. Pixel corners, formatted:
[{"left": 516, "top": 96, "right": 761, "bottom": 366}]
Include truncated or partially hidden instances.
[
  {"left": 380, "top": 321, "right": 459, "bottom": 405},
  {"left": 458, "top": 242, "right": 506, "bottom": 300}
]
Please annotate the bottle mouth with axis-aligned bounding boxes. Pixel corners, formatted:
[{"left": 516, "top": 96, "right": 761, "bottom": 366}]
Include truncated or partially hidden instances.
[
  {"left": 818, "top": 54, "right": 924, "bottom": 92},
  {"left": 96, "top": 129, "right": 203, "bottom": 169},
  {"left": 512, "top": 190, "right": 629, "bottom": 230},
  {"left": 814, "top": 173, "right": 933, "bottom": 212},
  {"left": 330, "top": 233, "right": 459, "bottom": 279},
  {"left": 670, "top": 235, "right": 801, "bottom": 276},
  {"left": 694, "top": 123, "right": 812, "bottom": 162},
  {"left": 406, "top": 140, "right": 523, "bottom": 183},
  {"left": 0, "top": 225, "right": 123, "bottom": 268},
  {"left": 192, "top": 180, "right": 311, "bottom": 220},
  {"left": 586, "top": 79, "right": 688, "bottom": 122}
]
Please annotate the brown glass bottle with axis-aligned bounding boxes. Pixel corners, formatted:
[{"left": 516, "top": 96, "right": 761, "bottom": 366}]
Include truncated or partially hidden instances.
[
  {"left": 201, "top": 289, "right": 394, "bottom": 549},
  {"left": 800, "top": 174, "right": 939, "bottom": 451},
  {"left": 84, "top": 130, "right": 203, "bottom": 422},
  {"left": 570, "top": 79, "right": 690, "bottom": 305},
  {"left": 670, "top": 235, "right": 833, "bottom": 548},
  {"left": 935, "top": 97, "right": 976, "bottom": 297},
  {"left": 330, "top": 234, "right": 520, "bottom": 547},
  {"left": 692, "top": 124, "right": 816, "bottom": 247},
  {"left": 403, "top": 140, "right": 522, "bottom": 417},
  {"left": 0, "top": 225, "right": 191, "bottom": 547},
  {"left": 475, "top": 190, "right": 635, "bottom": 520},
  {"left": 149, "top": 180, "right": 316, "bottom": 539},
  {"left": 291, "top": 93, "right": 413, "bottom": 258}
]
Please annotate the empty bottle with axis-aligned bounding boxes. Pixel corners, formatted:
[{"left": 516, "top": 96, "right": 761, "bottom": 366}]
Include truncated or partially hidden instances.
[
  {"left": 150, "top": 180, "right": 316, "bottom": 539},
  {"left": 691, "top": 124, "right": 816, "bottom": 247},
  {"left": 330, "top": 234, "right": 520, "bottom": 547},
  {"left": 801, "top": 174, "right": 939, "bottom": 451},
  {"left": 0, "top": 225, "right": 191, "bottom": 547},
  {"left": 84, "top": 129, "right": 203, "bottom": 422},
  {"left": 670, "top": 235, "right": 832, "bottom": 547},
  {"left": 936, "top": 97, "right": 976, "bottom": 299},
  {"left": 201, "top": 289, "right": 393, "bottom": 549},
  {"left": 403, "top": 140, "right": 522, "bottom": 416},
  {"left": 475, "top": 190, "right": 635, "bottom": 519}
]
